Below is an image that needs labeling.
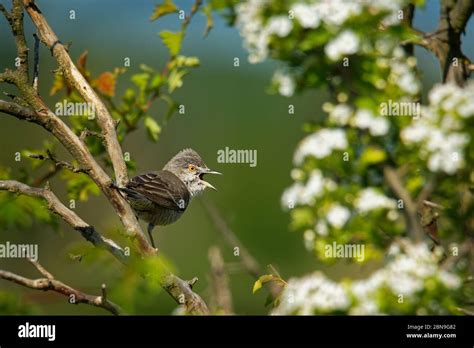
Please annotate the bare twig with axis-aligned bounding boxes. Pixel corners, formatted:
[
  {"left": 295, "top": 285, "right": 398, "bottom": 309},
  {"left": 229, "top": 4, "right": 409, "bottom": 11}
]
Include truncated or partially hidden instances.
[
  {"left": 28, "top": 149, "right": 88, "bottom": 174},
  {"left": 32, "top": 165, "right": 60, "bottom": 187},
  {"left": 383, "top": 165, "right": 424, "bottom": 241},
  {"left": 28, "top": 258, "right": 54, "bottom": 279},
  {"left": 456, "top": 307, "right": 474, "bottom": 316},
  {"left": 32, "top": 32, "right": 39, "bottom": 92},
  {"left": 208, "top": 246, "right": 233, "bottom": 314},
  {"left": 0, "top": 266, "right": 123, "bottom": 315},
  {"left": 80, "top": 128, "right": 103, "bottom": 141},
  {"left": 441, "top": 239, "right": 473, "bottom": 271}
]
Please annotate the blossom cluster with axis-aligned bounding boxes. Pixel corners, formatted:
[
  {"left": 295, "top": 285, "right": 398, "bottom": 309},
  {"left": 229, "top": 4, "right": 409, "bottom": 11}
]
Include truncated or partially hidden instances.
[
  {"left": 401, "top": 82, "right": 474, "bottom": 174},
  {"left": 236, "top": 0, "right": 412, "bottom": 97},
  {"left": 272, "top": 239, "right": 462, "bottom": 315}
]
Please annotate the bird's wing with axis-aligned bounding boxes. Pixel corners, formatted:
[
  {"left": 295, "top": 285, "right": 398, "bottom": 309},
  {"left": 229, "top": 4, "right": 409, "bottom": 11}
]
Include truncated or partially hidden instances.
[{"left": 122, "top": 170, "right": 190, "bottom": 211}]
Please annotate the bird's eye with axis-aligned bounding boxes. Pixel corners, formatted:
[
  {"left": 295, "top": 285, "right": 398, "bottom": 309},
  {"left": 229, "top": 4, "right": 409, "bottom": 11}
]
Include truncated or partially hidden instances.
[{"left": 188, "top": 164, "right": 196, "bottom": 172}]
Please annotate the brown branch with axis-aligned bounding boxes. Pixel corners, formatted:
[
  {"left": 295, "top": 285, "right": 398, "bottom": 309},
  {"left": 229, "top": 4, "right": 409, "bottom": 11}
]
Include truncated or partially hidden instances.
[
  {"left": 0, "top": 98, "right": 37, "bottom": 120},
  {"left": 32, "top": 32, "right": 39, "bottom": 92},
  {"left": 28, "top": 149, "right": 88, "bottom": 174},
  {"left": 383, "top": 165, "right": 424, "bottom": 241},
  {"left": 0, "top": 180, "right": 129, "bottom": 263},
  {"left": 428, "top": 0, "right": 474, "bottom": 85},
  {"left": 0, "top": 261, "right": 123, "bottom": 315},
  {"left": 208, "top": 246, "right": 233, "bottom": 314},
  {"left": 1, "top": 0, "right": 29, "bottom": 81},
  {"left": 22, "top": 0, "right": 128, "bottom": 187},
  {"left": 441, "top": 239, "right": 473, "bottom": 271},
  {"left": 28, "top": 258, "right": 54, "bottom": 279},
  {"left": 456, "top": 307, "right": 474, "bottom": 316},
  {"left": 32, "top": 165, "right": 60, "bottom": 187}
]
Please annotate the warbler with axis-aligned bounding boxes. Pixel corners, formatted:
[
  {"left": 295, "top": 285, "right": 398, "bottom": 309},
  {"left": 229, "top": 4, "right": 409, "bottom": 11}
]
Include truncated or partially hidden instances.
[{"left": 118, "top": 148, "right": 221, "bottom": 248}]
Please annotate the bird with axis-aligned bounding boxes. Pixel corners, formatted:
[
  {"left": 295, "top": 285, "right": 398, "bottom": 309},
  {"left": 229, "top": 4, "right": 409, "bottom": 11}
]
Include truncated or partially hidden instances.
[{"left": 118, "top": 148, "right": 221, "bottom": 248}]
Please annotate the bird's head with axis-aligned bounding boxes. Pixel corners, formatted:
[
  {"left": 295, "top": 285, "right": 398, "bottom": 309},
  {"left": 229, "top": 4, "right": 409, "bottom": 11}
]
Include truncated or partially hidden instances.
[{"left": 163, "top": 148, "right": 221, "bottom": 197}]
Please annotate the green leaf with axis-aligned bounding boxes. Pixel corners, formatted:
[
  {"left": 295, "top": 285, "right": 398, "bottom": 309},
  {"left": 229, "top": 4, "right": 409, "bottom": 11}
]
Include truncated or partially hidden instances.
[
  {"left": 171, "top": 55, "right": 200, "bottom": 69},
  {"left": 160, "top": 94, "right": 178, "bottom": 122},
  {"left": 144, "top": 115, "right": 161, "bottom": 142},
  {"left": 252, "top": 274, "right": 275, "bottom": 294},
  {"left": 150, "top": 74, "right": 164, "bottom": 90},
  {"left": 61, "top": 172, "right": 100, "bottom": 201},
  {"left": 150, "top": 0, "right": 178, "bottom": 21},
  {"left": 167, "top": 69, "right": 187, "bottom": 93},
  {"left": 123, "top": 88, "right": 136, "bottom": 104},
  {"left": 360, "top": 146, "right": 387, "bottom": 166},
  {"left": 131, "top": 73, "right": 150, "bottom": 91},
  {"left": 159, "top": 31, "right": 183, "bottom": 57}
]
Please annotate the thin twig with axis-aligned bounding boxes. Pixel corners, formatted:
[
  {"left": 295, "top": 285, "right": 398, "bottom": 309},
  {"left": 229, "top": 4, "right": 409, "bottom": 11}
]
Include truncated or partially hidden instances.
[
  {"left": 208, "top": 246, "right": 233, "bottom": 314},
  {"left": 0, "top": 266, "right": 123, "bottom": 315},
  {"left": 383, "top": 165, "right": 424, "bottom": 241},
  {"left": 32, "top": 33, "right": 40, "bottom": 92},
  {"left": 201, "top": 198, "right": 281, "bottom": 298},
  {"left": 28, "top": 258, "right": 54, "bottom": 279}
]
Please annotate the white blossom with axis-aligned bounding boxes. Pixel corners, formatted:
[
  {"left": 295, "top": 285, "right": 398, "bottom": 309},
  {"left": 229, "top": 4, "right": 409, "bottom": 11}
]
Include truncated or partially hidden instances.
[
  {"left": 353, "top": 109, "right": 389, "bottom": 136},
  {"left": 266, "top": 16, "right": 293, "bottom": 37},
  {"left": 325, "top": 30, "right": 360, "bottom": 61},
  {"left": 355, "top": 188, "right": 397, "bottom": 213},
  {"left": 291, "top": 3, "right": 320, "bottom": 28},
  {"left": 273, "top": 239, "right": 462, "bottom": 315},
  {"left": 330, "top": 104, "right": 352, "bottom": 125},
  {"left": 326, "top": 204, "right": 351, "bottom": 229},
  {"left": 281, "top": 170, "right": 326, "bottom": 208},
  {"left": 294, "top": 128, "right": 348, "bottom": 165},
  {"left": 439, "top": 271, "right": 461, "bottom": 289},
  {"left": 315, "top": 220, "right": 328, "bottom": 236},
  {"left": 273, "top": 70, "right": 295, "bottom": 97},
  {"left": 402, "top": 82, "right": 473, "bottom": 174},
  {"left": 303, "top": 229, "right": 316, "bottom": 250}
]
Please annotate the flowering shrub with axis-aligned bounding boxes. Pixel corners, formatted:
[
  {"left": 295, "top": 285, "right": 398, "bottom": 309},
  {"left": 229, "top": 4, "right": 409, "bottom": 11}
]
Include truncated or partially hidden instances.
[{"left": 216, "top": 0, "right": 473, "bottom": 315}]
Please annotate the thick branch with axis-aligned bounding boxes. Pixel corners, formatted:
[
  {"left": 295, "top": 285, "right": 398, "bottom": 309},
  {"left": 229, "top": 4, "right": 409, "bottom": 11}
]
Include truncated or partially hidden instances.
[
  {"left": 430, "top": 0, "right": 474, "bottom": 85},
  {"left": 0, "top": 264, "right": 123, "bottom": 315},
  {"left": 22, "top": 0, "right": 128, "bottom": 187},
  {"left": 0, "top": 99, "right": 37, "bottom": 119}
]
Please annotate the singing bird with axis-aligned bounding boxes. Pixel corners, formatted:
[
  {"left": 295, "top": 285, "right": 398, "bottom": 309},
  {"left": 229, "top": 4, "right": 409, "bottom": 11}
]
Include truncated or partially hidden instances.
[{"left": 118, "top": 148, "right": 221, "bottom": 248}]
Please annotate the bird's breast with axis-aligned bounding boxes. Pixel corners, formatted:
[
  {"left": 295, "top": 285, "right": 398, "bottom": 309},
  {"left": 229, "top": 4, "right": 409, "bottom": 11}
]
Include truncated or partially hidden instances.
[{"left": 135, "top": 206, "right": 184, "bottom": 226}]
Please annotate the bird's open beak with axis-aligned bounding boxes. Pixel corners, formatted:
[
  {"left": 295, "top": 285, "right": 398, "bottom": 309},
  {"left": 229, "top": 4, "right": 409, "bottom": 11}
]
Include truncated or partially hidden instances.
[{"left": 200, "top": 168, "right": 222, "bottom": 191}]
